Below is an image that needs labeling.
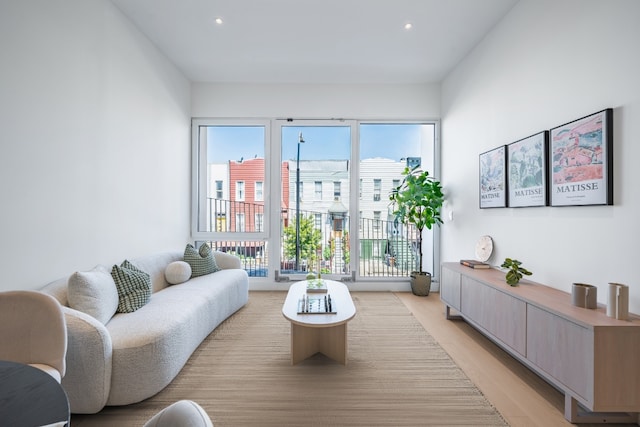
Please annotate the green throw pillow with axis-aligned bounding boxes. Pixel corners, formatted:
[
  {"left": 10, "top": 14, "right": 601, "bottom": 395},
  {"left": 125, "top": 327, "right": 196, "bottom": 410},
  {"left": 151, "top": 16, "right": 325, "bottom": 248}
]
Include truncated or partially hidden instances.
[
  {"left": 111, "top": 260, "right": 151, "bottom": 313},
  {"left": 184, "top": 243, "right": 220, "bottom": 277}
]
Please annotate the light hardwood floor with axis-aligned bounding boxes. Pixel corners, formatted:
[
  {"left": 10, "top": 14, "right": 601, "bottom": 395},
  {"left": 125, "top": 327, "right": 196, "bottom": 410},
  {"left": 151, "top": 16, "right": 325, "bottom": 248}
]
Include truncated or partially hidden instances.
[{"left": 395, "top": 291, "right": 639, "bottom": 427}]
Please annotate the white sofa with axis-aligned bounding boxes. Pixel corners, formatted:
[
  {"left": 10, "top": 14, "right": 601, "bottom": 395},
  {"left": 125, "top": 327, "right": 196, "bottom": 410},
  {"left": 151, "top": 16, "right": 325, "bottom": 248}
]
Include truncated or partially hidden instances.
[{"left": 41, "top": 250, "right": 249, "bottom": 414}]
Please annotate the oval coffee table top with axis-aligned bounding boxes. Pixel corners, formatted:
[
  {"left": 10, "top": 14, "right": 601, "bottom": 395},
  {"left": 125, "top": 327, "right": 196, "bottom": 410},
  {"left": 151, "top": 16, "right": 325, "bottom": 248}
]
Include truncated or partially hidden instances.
[{"left": 282, "top": 279, "right": 356, "bottom": 327}]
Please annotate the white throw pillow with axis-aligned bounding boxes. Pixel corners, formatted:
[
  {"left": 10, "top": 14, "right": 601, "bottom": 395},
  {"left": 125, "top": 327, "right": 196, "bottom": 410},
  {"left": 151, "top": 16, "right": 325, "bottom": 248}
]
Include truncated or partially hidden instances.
[
  {"left": 165, "top": 261, "right": 192, "bottom": 285},
  {"left": 68, "top": 265, "right": 119, "bottom": 325}
]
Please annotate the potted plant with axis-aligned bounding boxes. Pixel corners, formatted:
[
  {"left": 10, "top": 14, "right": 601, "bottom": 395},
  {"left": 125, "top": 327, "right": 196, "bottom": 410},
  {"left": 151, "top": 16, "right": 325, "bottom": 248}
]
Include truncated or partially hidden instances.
[
  {"left": 389, "top": 166, "right": 445, "bottom": 296},
  {"left": 500, "top": 258, "right": 532, "bottom": 286}
]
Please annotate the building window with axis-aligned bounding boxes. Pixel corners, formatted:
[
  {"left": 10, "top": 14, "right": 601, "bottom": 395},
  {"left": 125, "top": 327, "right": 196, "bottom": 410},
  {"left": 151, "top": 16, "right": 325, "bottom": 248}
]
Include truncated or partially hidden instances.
[
  {"left": 236, "top": 213, "right": 245, "bottom": 232},
  {"left": 215, "top": 180, "right": 223, "bottom": 199},
  {"left": 333, "top": 181, "right": 341, "bottom": 198},
  {"left": 315, "top": 181, "right": 322, "bottom": 200},
  {"left": 373, "top": 179, "right": 381, "bottom": 201},
  {"left": 392, "top": 179, "right": 400, "bottom": 190},
  {"left": 255, "top": 181, "right": 263, "bottom": 201},
  {"left": 373, "top": 211, "right": 381, "bottom": 230},
  {"left": 255, "top": 213, "right": 264, "bottom": 232},
  {"left": 236, "top": 181, "right": 245, "bottom": 201},
  {"left": 314, "top": 213, "right": 322, "bottom": 230},
  {"left": 406, "top": 156, "right": 421, "bottom": 169}
]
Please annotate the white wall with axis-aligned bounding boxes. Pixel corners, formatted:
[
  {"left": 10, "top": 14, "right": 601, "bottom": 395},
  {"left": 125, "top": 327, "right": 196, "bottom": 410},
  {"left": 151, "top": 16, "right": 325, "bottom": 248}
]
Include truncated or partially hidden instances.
[
  {"left": 192, "top": 83, "right": 440, "bottom": 120},
  {"left": 441, "top": 0, "right": 640, "bottom": 312},
  {"left": 0, "top": 0, "right": 191, "bottom": 291}
]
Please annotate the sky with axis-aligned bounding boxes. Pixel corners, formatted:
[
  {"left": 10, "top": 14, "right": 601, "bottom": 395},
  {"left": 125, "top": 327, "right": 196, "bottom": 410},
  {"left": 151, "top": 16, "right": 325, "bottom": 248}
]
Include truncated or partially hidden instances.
[{"left": 206, "top": 124, "right": 432, "bottom": 164}]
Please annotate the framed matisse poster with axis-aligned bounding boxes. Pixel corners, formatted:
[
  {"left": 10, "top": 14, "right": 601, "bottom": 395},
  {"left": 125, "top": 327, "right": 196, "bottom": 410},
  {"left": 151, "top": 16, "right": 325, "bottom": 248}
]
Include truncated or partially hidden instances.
[
  {"left": 507, "top": 131, "right": 549, "bottom": 207},
  {"left": 549, "top": 109, "right": 613, "bottom": 206},
  {"left": 479, "top": 145, "right": 507, "bottom": 208}
]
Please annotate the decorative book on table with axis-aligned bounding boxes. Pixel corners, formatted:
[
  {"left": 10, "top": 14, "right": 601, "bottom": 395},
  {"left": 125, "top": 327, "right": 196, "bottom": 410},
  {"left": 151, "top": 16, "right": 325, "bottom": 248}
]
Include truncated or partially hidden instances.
[
  {"left": 306, "top": 279, "right": 328, "bottom": 293},
  {"left": 459, "top": 259, "right": 491, "bottom": 269}
]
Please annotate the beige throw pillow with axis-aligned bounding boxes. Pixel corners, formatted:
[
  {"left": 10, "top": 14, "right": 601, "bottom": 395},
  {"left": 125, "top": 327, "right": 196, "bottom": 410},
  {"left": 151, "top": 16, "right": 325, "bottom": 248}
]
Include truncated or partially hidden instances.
[
  {"left": 165, "top": 261, "right": 192, "bottom": 285},
  {"left": 68, "top": 265, "right": 119, "bottom": 325}
]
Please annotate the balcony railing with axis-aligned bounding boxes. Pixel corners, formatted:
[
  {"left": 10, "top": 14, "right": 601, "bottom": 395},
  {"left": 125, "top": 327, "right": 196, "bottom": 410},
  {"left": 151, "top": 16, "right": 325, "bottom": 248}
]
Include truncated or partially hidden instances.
[{"left": 199, "top": 198, "right": 418, "bottom": 279}]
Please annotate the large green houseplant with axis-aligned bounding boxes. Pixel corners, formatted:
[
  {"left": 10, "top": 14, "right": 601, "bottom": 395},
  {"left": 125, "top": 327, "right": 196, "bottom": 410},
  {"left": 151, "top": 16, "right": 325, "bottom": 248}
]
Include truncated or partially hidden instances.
[{"left": 389, "top": 166, "right": 445, "bottom": 296}]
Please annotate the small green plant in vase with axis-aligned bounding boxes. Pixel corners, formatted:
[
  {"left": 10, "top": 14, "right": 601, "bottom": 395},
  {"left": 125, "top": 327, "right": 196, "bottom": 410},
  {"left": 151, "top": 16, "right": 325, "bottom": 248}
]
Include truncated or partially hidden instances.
[{"left": 501, "top": 258, "right": 532, "bottom": 286}]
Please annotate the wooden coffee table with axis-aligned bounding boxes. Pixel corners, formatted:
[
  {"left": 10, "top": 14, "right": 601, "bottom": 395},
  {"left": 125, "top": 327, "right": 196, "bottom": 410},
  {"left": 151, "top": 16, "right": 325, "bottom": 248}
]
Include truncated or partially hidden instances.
[{"left": 282, "top": 280, "right": 356, "bottom": 365}]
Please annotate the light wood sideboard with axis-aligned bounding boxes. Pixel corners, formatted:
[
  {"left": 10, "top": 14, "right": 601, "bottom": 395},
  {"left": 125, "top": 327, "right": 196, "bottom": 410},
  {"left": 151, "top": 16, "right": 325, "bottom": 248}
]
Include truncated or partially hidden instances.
[{"left": 440, "top": 262, "right": 640, "bottom": 424}]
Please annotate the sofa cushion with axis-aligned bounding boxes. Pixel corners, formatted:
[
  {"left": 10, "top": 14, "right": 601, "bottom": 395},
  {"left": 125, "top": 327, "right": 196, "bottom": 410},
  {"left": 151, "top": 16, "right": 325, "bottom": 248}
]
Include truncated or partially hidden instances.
[
  {"left": 111, "top": 260, "right": 151, "bottom": 313},
  {"left": 68, "top": 265, "right": 119, "bottom": 325},
  {"left": 164, "top": 261, "right": 192, "bottom": 285},
  {"left": 184, "top": 244, "right": 219, "bottom": 278}
]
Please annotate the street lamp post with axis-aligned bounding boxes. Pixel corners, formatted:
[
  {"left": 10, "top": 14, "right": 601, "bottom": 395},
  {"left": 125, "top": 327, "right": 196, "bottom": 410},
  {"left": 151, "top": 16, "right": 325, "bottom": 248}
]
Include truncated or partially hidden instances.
[{"left": 295, "top": 132, "right": 305, "bottom": 272}]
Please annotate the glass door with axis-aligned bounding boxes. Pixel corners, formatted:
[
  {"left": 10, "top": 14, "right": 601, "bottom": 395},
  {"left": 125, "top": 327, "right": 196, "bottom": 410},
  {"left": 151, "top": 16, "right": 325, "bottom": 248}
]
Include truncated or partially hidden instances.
[
  {"left": 358, "top": 123, "right": 438, "bottom": 279},
  {"left": 275, "top": 121, "right": 354, "bottom": 281}
]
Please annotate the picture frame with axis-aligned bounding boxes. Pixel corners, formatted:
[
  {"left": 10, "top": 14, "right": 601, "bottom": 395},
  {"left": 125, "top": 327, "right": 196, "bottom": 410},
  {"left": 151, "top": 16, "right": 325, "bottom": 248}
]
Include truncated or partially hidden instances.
[
  {"left": 507, "top": 131, "right": 549, "bottom": 207},
  {"left": 549, "top": 109, "right": 613, "bottom": 206},
  {"left": 479, "top": 145, "right": 507, "bottom": 208}
]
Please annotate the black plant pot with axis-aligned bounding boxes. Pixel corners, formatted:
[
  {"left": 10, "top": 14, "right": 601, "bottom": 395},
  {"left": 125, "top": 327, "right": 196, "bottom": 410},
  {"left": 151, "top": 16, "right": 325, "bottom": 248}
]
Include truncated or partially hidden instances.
[{"left": 410, "top": 271, "right": 431, "bottom": 296}]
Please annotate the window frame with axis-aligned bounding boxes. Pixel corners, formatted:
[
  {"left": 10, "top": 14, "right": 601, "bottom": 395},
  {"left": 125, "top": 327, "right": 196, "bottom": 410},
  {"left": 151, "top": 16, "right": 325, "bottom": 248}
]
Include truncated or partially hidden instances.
[
  {"left": 191, "top": 118, "right": 270, "bottom": 243},
  {"left": 192, "top": 118, "right": 441, "bottom": 285}
]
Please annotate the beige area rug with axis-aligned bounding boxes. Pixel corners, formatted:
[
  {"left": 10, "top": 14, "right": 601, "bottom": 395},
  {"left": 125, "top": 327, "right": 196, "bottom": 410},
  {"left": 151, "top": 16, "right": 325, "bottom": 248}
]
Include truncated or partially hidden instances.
[{"left": 72, "top": 292, "right": 508, "bottom": 426}]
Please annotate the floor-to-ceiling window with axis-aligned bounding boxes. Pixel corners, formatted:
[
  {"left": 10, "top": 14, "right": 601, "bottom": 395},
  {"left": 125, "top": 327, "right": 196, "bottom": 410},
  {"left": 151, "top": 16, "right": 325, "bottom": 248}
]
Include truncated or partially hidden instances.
[
  {"left": 191, "top": 119, "right": 270, "bottom": 277},
  {"left": 276, "top": 121, "right": 353, "bottom": 282},
  {"left": 191, "top": 119, "right": 439, "bottom": 284},
  {"left": 359, "top": 123, "right": 438, "bottom": 279}
]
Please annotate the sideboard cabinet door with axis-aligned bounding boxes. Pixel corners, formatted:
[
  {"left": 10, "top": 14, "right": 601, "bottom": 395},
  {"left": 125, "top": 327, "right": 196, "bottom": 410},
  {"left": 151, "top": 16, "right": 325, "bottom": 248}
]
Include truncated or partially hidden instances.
[
  {"left": 526, "top": 305, "right": 593, "bottom": 403},
  {"left": 440, "top": 266, "right": 461, "bottom": 311},
  {"left": 461, "top": 277, "right": 526, "bottom": 356}
]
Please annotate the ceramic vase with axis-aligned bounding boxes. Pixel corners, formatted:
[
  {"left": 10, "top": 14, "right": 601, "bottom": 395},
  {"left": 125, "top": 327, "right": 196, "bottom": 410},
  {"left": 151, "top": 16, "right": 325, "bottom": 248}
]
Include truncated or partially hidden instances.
[
  {"left": 607, "top": 282, "right": 629, "bottom": 320},
  {"left": 571, "top": 283, "right": 597, "bottom": 309}
]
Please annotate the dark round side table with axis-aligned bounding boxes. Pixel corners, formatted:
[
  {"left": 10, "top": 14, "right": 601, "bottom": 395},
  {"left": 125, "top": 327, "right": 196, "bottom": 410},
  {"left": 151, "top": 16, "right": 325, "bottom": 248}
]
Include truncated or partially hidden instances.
[{"left": 0, "top": 360, "right": 70, "bottom": 426}]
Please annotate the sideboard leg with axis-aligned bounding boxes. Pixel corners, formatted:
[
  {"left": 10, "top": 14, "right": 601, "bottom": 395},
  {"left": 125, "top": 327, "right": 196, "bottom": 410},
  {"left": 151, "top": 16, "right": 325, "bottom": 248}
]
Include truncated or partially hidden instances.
[
  {"left": 564, "top": 394, "right": 638, "bottom": 424},
  {"left": 445, "top": 306, "right": 463, "bottom": 320},
  {"left": 564, "top": 394, "right": 579, "bottom": 422}
]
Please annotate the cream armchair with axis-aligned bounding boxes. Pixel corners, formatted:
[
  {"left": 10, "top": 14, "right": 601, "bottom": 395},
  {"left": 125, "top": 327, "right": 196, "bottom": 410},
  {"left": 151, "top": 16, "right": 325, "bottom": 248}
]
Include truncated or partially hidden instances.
[
  {"left": 144, "top": 400, "right": 213, "bottom": 427},
  {"left": 0, "top": 290, "right": 67, "bottom": 382}
]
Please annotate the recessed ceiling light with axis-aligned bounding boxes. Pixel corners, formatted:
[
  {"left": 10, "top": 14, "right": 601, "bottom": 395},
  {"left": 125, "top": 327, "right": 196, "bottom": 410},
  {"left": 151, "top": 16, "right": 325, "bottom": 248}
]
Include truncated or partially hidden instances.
[
  {"left": 404, "top": 22, "right": 413, "bottom": 30},
  {"left": 215, "top": 17, "right": 224, "bottom": 25}
]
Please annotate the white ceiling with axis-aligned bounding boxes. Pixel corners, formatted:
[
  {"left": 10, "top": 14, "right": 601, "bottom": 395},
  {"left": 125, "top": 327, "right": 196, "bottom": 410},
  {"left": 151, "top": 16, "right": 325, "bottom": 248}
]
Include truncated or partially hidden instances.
[{"left": 110, "top": 0, "right": 518, "bottom": 84}]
